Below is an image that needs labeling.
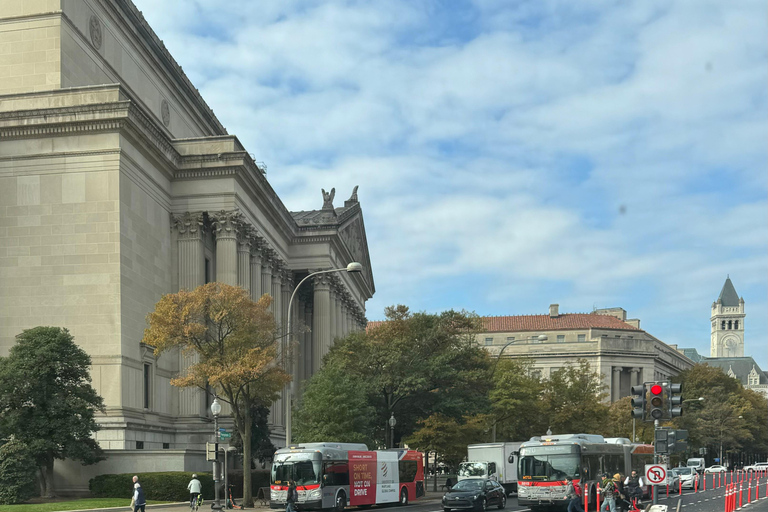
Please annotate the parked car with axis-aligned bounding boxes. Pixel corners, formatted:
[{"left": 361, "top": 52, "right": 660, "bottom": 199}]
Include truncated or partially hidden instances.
[
  {"left": 705, "top": 465, "right": 727, "bottom": 474},
  {"left": 675, "top": 467, "right": 699, "bottom": 489},
  {"left": 744, "top": 462, "right": 768, "bottom": 472},
  {"left": 442, "top": 478, "right": 507, "bottom": 512},
  {"left": 665, "top": 469, "right": 681, "bottom": 491}
]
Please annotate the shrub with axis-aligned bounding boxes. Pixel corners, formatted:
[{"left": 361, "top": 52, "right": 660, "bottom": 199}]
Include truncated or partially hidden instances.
[
  {"left": 0, "top": 439, "right": 37, "bottom": 504},
  {"left": 90, "top": 472, "right": 214, "bottom": 501}
]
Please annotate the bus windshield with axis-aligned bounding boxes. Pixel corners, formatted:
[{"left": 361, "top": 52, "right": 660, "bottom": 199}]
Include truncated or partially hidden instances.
[
  {"left": 519, "top": 454, "right": 580, "bottom": 481},
  {"left": 271, "top": 460, "right": 322, "bottom": 486},
  {"left": 458, "top": 463, "right": 487, "bottom": 478}
]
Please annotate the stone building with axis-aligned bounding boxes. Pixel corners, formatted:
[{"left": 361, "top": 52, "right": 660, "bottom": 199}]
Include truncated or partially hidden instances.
[
  {"left": 710, "top": 277, "right": 745, "bottom": 357},
  {"left": 479, "top": 305, "right": 694, "bottom": 402},
  {"left": 0, "top": 0, "right": 374, "bottom": 493}
]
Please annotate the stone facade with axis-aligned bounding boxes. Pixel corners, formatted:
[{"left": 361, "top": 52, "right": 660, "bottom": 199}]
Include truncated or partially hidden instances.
[
  {"left": 478, "top": 305, "right": 694, "bottom": 402},
  {"left": 710, "top": 277, "right": 745, "bottom": 357},
  {"left": 0, "top": 0, "right": 374, "bottom": 494}
]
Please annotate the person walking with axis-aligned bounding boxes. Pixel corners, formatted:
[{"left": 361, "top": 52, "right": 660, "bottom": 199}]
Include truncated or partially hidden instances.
[
  {"left": 188, "top": 473, "right": 202, "bottom": 510},
  {"left": 565, "top": 476, "right": 584, "bottom": 512},
  {"left": 600, "top": 473, "right": 618, "bottom": 512},
  {"left": 133, "top": 481, "right": 146, "bottom": 512},
  {"left": 286, "top": 480, "right": 298, "bottom": 512},
  {"left": 624, "top": 470, "right": 644, "bottom": 506}
]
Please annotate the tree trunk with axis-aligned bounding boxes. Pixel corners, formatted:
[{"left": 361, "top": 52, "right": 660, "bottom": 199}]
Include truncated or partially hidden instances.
[
  {"left": 243, "top": 406, "right": 254, "bottom": 507},
  {"left": 40, "top": 455, "right": 55, "bottom": 498}
]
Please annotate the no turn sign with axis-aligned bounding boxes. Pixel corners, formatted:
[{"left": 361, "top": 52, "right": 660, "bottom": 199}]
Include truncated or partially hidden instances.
[{"left": 645, "top": 464, "right": 668, "bottom": 485}]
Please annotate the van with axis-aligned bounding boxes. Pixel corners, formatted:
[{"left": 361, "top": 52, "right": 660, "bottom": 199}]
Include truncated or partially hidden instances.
[{"left": 687, "top": 458, "right": 706, "bottom": 473}]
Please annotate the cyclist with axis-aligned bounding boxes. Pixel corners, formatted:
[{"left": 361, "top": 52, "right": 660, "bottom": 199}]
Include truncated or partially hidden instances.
[{"left": 188, "top": 474, "right": 202, "bottom": 510}]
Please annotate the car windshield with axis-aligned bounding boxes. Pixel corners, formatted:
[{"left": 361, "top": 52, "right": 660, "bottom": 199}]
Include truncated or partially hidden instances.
[
  {"left": 676, "top": 468, "right": 692, "bottom": 475},
  {"left": 451, "top": 480, "right": 484, "bottom": 491}
]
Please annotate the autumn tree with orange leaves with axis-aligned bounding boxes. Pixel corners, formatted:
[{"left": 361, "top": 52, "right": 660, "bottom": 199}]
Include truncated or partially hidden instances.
[{"left": 143, "top": 283, "right": 290, "bottom": 507}]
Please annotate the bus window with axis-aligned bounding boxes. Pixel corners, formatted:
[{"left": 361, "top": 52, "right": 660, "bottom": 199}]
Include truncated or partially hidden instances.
[
  {"left": 323, "top": 462, "right": 350, "bottom": 486},
  {"left": 399, "top": 460, "right": 418, "bottom": 483}
]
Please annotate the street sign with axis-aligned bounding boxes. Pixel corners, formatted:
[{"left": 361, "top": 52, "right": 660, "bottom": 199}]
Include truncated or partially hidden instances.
[
  {"left": 220, "top": 432, "right": 232, "bottom": 440},
  {"left": 219, "top": 427, "right": 227, "bottom": 432},
  {"left": 645, "top": 464, "right": 667, "bottom": 485}
]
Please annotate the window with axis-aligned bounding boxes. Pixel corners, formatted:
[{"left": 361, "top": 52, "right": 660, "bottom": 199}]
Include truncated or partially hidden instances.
[
  {"left": 143, "top": 363, "right": 151, "bottom": 409},
  {"left": 728, "top": 320, "right": 732, "bottom": 329},
  {"left": 735, "top": 320, "right": 739, "bottom": 329},
  {"left": 557, "top": 335, "right": 565, "bottom": 343},
  {"left": 722, "top": 321, "right": 726, "bottom": 330},
  {"left": 163, "top": 442, "right": 170, "bottom": 449},
  {"left": 204, "top": 257, "right": 211, "bottom": 284},
  {"left": 399, "top": 460, "right": 418, "bottom": 483},
  {"left": 485, "top": 337, "right": 494, "bottom": 346},
  {"left": 531, "top": 369, "right": 542, "bottom": 380},
  {"left": 323, "top": 462, "right": 350, "bottom": 486},
  {"left": 136, "top": 441, "right": 144, "bottom": 450},
  {"left": 577, "top": 334, "right": 586, "bottom": 342},
  {"left": 506, "top": 336, "right": 515, "bottom": 342}
]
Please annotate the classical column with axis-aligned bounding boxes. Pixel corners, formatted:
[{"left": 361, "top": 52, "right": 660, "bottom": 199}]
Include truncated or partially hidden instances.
[
  {"left": 630, "top": 367, "right": 641, "bottom": 387},
  {"left": 250, "top": 246, "right": 262, "bottom": 301},
  {"left": 335, "top": 290, "right": 343, "bottom": 342},
  {"left": 312, "top": 274, "right": 332, "bottom": 370},
  {"left": 612, "top": 367, "right": 622, "bottom": 402},
  {"left": 261, "top": 254, "right": 273, "bottom": 310},
  {"left": 237, "top": 235, "right": 251, "bottom": 292},
  {"left": 171, "top": 212, "right": 205, "bottom": 416},
  {"left": 212, "top": 211, "right": 240, "bottom": 286},
  {"left": 272, "top": 263, "right": 284, "bottom": 427},
  {"left": 303, "top": 301, "right": 313, "bottom": 380},
  {"left": 328, "top": 288, "right": 337, "bottom": 344}
]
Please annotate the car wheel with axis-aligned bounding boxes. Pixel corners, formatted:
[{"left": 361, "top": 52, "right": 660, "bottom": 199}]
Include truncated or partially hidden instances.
[
  {"left": 444, "top": 509, "right": 451, "bottom": 512},
  {"left": 399, "top": 488, "right": 408, "bottom": 506},
  {"left": 480, "top": 498, "right": 488, "bottom": 512},
  {"left": 497, "top": 494, "right": 506, "bottom": 510},
  {"left": 335, "top": 491, "right": 346, "bottom": 512}
]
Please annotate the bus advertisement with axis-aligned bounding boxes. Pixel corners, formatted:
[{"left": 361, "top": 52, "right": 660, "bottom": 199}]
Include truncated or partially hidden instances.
[
  {"left": 516, "top": 434, "right": 653, "bottom": 511},
  {"left": 271, "top": 443, "right": 425, "bottom": 511}
]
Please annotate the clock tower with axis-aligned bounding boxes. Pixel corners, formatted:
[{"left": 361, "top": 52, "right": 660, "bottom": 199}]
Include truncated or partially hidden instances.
[{"left": 711, "top": 277, "right": 745, "bottom": 357}]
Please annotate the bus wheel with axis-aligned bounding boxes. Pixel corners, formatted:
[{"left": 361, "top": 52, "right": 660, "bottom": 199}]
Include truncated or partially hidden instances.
[
  {"left": 399, "top": 488, "right": 409, "bottom": 505},
  {"left": 335, "top": 491, "right": 346, "bottom": 512}
]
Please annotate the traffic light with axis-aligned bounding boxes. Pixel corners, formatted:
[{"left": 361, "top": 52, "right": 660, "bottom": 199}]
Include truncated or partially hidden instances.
[
  {"left": 206, "top": 442, "right": 216, "bottom": 461},
  {"left": 648, "top": 382, "right": 665, "bottom": 420},
  {"left": 654, "top": 429, "right": 669, "bottom": 454},
  {"left": 669, "top": 383, "right": 683, "bottom": 417},
  {"left": 631, "top": 385, "right": 646, "bottom": 420},
  {"left": 674, "top": 429, "right": 688, "bottom": 453},
  {"left": 667, "top": 430, "right": 677, "bottom": 453}
]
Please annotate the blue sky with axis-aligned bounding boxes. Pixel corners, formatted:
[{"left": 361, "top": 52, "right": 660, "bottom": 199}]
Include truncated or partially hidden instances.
[{"left": 134, "top": 0, "right": 768, "bottom": 366}]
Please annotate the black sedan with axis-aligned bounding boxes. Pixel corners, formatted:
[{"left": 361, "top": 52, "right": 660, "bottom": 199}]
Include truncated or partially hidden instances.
[{"left": 442, "top": 478, "right": 506, "bottom": 512}]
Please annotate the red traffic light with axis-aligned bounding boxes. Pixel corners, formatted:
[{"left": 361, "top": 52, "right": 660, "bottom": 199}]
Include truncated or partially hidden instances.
[{"left": 650, "top": 384, "right": 663, "bottom": 395}]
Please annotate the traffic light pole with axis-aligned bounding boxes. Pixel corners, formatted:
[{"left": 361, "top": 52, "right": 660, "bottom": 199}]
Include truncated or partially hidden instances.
[{"left": 653, "top": 419, "right": 659, "bottom": 506}]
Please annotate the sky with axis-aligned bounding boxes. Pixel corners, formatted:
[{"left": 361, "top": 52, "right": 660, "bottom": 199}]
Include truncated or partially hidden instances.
[{"left": 133, "top": 0, "right": 767, "bottom": 366}]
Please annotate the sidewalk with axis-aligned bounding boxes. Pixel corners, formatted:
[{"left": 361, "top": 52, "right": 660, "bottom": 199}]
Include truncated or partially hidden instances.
[{"left": 70, "top": 492, "right": 445, "bottom": 512}]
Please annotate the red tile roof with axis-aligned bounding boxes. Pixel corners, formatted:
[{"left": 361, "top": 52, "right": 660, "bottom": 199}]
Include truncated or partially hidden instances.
[
  {"left": 480, "top": 313, "right": 641, "bottom": 333},
  {"left": 366, "top": 313, "right": 641, "bottom": 333}
]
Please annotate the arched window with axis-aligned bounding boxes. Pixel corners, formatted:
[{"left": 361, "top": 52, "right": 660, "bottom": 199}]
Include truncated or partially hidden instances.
[
  {"left": 728, "top": 320, "right": 732, "bottom": 329},
  {"left": 722, "top": 321, "right": 726, "bottom": 330},
  {"left": 735, "top": 320, "right": 739, "bottom": 329}
]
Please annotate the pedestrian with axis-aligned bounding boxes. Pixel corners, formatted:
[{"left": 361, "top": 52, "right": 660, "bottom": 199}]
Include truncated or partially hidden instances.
[
  {"left": 565, "top": 476, "right": 584, "bottom": 512},
  {"left": 600, "top": 473, "right": 618, "bottom": 512},
  {"left": 133, "top": 481, "right": 146, "bottom": 512},
  {"left": 286, "top": 480, "right": 297, "bottom": 512},
  {"left": 624, "top": 470, "right": 644, "bottom": 506}
]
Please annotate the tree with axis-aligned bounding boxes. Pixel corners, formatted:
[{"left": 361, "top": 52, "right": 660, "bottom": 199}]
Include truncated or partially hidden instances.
[
  {"left": 294, "top": 306, "right": 492, "bottom": 448},
  {"left": 407, "top": 414, "right": 486, "bottom": 471},
  {"left": 539, "top": 359, "right": 609, "bottom": 435},
  {"left": 0, "top": 439, "right": 37, "bottom": 504},
  {"left": 229, "top": 403, "right": 277, "bottom": 468},
  {"left": 605, "top": 396, "right": 654, "bottom": 443},
  {"left": 488, "top": 357, "right": 546, "bottom": 441},
  {"left": 0, "top": 327, "right": 105, "bottom": 497},
  {"left": 143, "top": 283, "right": 291, "bottom": 507}
]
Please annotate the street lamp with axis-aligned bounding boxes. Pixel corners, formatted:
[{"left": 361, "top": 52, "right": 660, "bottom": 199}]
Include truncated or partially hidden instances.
[
  {"left": 284, "top": 262, "right": 363, "bottom": 446},
  {"left": 490, "top": 334, "right": 547, "bottom": 442},
  {"left": 546, "top": 427, "right": 553, "bottom": 436},
  {"left": 211, "top": 397, "right": 223, "bottom": 511},
  {"left": 389, "top": 413, "right": 397, "bottom": 448}
]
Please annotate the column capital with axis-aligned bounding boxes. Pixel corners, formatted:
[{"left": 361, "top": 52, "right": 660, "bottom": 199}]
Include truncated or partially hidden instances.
[
  {"left": 312, "top": 273, "right": 333, "bottom": 288},
  {"left": 613, "top": 367, "right": 623, "bottom": 374},
  {"left": 170, "top": 212, "right": 205, "bottom": 240},
  {"left": 210, "top": 210, "right": 244, "bottom": 240},
  {"left": 281, "top": 269, "right": 294, "bottom": 288},
  {"left": 630, "top": 367, "right": 641, "bottom": 374}
]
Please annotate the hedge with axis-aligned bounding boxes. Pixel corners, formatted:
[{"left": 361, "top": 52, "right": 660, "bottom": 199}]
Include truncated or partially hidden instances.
[
  {"left": 89, "top": 470, "right": 271, "bottom": 501},
  {"left": 90, "top": 472, "right": 215, "bottom": 501}
]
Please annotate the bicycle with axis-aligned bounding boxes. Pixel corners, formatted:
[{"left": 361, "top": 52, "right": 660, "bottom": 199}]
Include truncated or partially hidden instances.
[{"left": 190, "top": 493, "right": 203, "bottom": 512}]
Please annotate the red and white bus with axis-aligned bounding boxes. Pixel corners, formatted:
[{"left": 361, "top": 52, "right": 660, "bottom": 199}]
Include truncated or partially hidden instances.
[
  {"left": 271, "top": 443, "right": 425, "bottom": 511},
  {"left": 517, "top": 434, "right": 653, "bottom": 511}
]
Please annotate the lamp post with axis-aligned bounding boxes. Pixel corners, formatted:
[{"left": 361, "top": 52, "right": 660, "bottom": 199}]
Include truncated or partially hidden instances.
[
  {"left": 284, "top": 262, "right": 363, "bottom": 446},
  {"left": 490, "top": 334, "right": 547, "bottom": 441},
  {"left": 211, "top": 397, "right": 223, "bottom": 511},
  {"left": 389, "top": 413, "right": 397, "bottom": 448}
]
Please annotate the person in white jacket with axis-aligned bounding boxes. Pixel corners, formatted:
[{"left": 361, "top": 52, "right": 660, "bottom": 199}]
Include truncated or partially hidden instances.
[{"left": 188, "top": 474, "right": 202, "bottom": 510}]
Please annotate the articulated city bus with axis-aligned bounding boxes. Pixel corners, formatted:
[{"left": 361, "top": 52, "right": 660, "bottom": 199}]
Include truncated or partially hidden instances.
[
  {"left": 271, "top": 443, "right": 425, "bottom": 511},
  {"left": 517, "top": 434, "right": 653, "bottom": 511}
]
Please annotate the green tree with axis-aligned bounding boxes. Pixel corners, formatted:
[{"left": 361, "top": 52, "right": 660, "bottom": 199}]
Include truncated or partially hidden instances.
[
  {"left": 605, "top": 396, "right": 654, "bottom": 443},
  {"left": 143, "top": 283, "right": 291, "bottom": 507},
  {"left": 0, "top": 439, "right": 37, "bottom": 504},
  {"left": 407, "top": 414, "right": 486, "bottom": 470},
  {"left": 294, "top": 306, "right": 492, "bottom": 447},
  {"left": 229, "top": 403, "right": 276, "bottom": 467},
  {"left": 0, "top": 327, "right": 105, "bottom": 497},
  {"left": 489, "top": 357, "right": 546, "bottom": 441},
  {"left": 540, "top": 359, "right": 609, "bottom": 434}
]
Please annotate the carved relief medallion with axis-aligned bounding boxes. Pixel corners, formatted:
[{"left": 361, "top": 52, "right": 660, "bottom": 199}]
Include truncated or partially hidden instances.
[
  {"left": 161, "top": 99, "right": 171, "bottom": 127},
  {"left": 89, "top": 15, "right": 103, "bottom": 50}
]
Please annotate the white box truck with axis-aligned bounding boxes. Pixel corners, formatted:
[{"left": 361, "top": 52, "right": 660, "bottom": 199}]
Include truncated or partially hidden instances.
[{"left": 458, "top": 442, "right": 522, "bottom": 495}]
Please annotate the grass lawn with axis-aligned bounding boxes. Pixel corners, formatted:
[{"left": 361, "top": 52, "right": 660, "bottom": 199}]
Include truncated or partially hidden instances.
[{"left": 0, "top": 498, "right": 174, "bottom": 511}]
